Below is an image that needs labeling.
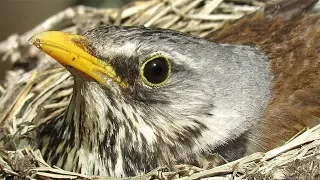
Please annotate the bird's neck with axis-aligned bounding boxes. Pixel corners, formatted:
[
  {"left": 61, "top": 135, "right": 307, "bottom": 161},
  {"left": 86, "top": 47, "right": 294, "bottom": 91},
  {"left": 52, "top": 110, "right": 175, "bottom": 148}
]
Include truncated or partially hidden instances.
[{"left": 176, "top": 43, "right": 273, "bottom": 147}]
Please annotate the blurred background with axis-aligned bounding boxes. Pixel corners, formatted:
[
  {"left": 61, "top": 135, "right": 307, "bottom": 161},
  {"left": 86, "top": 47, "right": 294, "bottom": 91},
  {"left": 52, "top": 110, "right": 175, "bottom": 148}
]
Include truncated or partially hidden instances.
[{"left": 0, "top": 0, "right": 130, "bottom": 42}]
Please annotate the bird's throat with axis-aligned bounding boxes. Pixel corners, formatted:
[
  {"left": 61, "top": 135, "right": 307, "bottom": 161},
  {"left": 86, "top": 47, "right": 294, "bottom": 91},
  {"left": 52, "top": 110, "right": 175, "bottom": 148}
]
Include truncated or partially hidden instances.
[
  {"left": 38, "top": 81, "right": 123, "bottom": 175},
  {"left": 38, "top": 80, "right": 170, "bottom": 176}
]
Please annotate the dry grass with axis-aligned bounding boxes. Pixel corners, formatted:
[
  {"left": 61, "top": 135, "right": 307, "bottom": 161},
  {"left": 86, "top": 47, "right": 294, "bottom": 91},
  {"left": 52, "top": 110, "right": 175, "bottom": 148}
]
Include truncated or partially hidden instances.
[{"left": 0, "top": 0, "right": 319, "bottom": 179}]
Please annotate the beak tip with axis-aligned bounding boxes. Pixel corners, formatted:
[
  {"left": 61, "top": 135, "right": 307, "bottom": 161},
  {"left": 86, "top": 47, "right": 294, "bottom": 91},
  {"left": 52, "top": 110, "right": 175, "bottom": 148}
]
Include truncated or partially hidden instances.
[
  {"left": 28, "top": 32, "right": 46, "bottom": 49},
  {"left": 28, "top": 37, "right": 40, "bottom": 49}
]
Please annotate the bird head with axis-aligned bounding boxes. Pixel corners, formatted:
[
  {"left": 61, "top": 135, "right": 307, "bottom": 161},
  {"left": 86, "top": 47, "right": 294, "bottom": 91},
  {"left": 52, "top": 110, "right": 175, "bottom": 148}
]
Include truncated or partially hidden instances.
[{"left": 29, "top": 26, "right": 272, "bottom": 176}]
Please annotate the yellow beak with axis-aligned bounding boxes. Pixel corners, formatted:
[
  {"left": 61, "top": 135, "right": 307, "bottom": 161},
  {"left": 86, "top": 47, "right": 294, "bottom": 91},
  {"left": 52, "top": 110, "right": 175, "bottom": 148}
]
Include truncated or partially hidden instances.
[{"left": 29, "top": 31, "right": 127, "bottom": 87}]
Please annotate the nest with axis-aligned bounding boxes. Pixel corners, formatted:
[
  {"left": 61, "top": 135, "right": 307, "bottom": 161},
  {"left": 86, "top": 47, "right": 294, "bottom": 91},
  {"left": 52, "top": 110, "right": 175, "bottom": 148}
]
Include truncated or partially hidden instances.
[{"left": 0, "top": 0, "right": 319, "bottom": 179}]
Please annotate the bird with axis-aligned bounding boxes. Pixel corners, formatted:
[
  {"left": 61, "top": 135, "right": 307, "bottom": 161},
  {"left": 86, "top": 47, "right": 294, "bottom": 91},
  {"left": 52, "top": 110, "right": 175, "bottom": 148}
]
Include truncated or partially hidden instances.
[{"left": 28, "top": 0, "right": 320, "bottom": 177}]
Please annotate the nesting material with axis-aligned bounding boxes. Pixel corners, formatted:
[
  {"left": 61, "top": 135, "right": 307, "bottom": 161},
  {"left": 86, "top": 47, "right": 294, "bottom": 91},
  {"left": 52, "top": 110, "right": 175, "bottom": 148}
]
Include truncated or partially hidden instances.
[{"left": 0, "top": 0, "right": 319, "bottom": 179}]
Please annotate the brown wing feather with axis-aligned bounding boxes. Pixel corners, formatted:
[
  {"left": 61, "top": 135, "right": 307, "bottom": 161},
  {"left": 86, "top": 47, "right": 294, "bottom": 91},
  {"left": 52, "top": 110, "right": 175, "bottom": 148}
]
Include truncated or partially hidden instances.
[{"left": 205, "top": 0, "right": 320, "bottom": 153}]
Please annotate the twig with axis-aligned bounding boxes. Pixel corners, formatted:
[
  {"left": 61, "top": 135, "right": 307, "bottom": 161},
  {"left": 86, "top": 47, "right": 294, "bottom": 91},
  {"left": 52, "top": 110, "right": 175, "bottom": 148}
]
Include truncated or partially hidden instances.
[
  {"left": 165, "top": 0, "right": 202, "bottom": 29},
  {"left": 186, "top": 13, "right": 244, "bottom": 21},
  {"left": 0, "top": 85, "right": 5, "bottom": 95},
  {"left": 187, "top": 0, "right": 224, "bottom": 28}
]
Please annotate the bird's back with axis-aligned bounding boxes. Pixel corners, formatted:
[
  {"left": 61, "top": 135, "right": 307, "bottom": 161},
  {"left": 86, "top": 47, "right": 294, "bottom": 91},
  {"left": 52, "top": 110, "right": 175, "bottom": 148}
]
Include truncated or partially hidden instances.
[{"left": 206, "top": 0, "right": 320, "bottom": 153}]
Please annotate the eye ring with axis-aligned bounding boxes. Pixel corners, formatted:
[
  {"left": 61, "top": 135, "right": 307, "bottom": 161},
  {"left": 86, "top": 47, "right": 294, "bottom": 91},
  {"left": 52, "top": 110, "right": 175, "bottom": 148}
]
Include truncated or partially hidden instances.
[{"left": 140, "top": 55, "right": 171, "bottom": 87}]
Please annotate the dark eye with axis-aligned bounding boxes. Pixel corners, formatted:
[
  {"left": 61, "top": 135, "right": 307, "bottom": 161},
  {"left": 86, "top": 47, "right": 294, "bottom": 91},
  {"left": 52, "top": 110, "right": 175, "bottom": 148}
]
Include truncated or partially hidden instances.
[{"left": 141, "top": 56, "right": 171, "bottom": 86}]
